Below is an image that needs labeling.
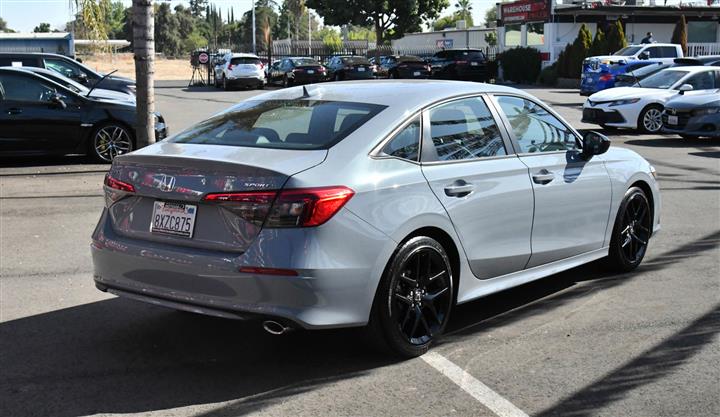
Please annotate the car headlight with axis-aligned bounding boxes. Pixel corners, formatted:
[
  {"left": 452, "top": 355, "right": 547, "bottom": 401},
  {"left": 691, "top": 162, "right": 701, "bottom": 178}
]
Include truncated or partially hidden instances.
[
  {"left": 692, "top": 107, "right": 720, "bottom": 117},
  {"left": 127, "top": 84, "right": 136, "bottom": 95},
  {"left": 609, "top": 98, "right": 641, "bottom": 107}
]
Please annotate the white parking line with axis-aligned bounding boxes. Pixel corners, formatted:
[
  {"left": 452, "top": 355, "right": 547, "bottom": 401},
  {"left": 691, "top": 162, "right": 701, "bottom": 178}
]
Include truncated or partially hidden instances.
[{"left": 422, "top": 351, "right": 530, "bottom": 417}]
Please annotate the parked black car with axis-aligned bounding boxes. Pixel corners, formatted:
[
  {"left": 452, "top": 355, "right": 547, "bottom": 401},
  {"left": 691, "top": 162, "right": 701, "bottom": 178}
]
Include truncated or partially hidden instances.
[
  {"left": 325, "top": 56, "right": 374, "bottom": 81},
  {"left": 429, "top": 49, "right": 488, "bottom": 82},
  {"left": 0, "top": 52, "right": 136, "bottom": 95},
  {"left": 614, "top": 62, "right": 673, "bottom": 87},
  {"left": 381, "top": 55, "right": 431, "bottom": 79},
  {"left": 674, "top": 56, "right": 720, "bottom": 66},
  {"left": 0, "top": 68, "right": 166, "bottom": 163},
  {"left": 267, "top": 57, "right": 327, "bottom": 87}
]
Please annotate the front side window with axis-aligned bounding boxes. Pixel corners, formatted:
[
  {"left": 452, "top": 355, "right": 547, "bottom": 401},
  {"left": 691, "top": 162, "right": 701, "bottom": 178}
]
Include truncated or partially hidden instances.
[
  {"left": 170, "top": 99, "right": 386, "bottom": 150},
  {"left": 640, "top": 70, "right": 689, "bottom": 89},
  {"left": 0, "top": 73, "right": 56, "bottom": 102},
  {"left": 428, "top": 97, "right": 506, "bottom": 161},
  {"left": 684, "top": 71, "right": 716, "bottom": 90},
  {"left": 646, "top": 47, "right": 662, "bottom": 59},
  {"left": 43, "top": 58, "right": 94, "bottom": 82},
  {"left": 659, "top": 47, "right": 678, "bottom": 58},
  {"left": 382, "top": 117, "right": 421, "bottom": 161},
  {"left": 614, "top": 46, "right": 642, "bottom": 56},
  {"left": 495, "top": 96, "right": 578, "bottom": 154}
]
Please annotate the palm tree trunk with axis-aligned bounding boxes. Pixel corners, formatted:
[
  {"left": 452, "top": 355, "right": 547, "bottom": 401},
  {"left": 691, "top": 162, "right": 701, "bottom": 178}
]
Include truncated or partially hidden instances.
[{"left": 133, "top": 0, "right": 155, "bottom": 148}]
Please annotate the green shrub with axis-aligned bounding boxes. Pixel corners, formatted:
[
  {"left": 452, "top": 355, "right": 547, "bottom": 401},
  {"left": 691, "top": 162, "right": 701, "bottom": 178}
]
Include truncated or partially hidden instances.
[
  {"left": 485, "top": 59, "right": 499, "bottom": 81},
  {"left": 499, "top": 47, "right": 541, "bottom": 84},
  {"left": 537, "top": 63, "right": 558, "bottom": 86}
]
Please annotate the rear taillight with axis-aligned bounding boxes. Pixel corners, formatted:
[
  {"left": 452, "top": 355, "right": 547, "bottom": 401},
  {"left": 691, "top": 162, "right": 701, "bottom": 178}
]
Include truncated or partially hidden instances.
[
  {"left": 426, "top": 65, "right": 432, "bottom": 71},
  {"left": 203, "top": 191, "right": 276, "bottom": 226},
  {"left": 105, "top": 173, "right": 135, "bottom": 192},
  {"left": 203, "top": 186, "right": 354, "bottom": 228},
  {"left": 320, "top": 66, "right": 327, "bottom": 72},
  {"left": 257, "top": 62, "right": 264, "bottom": 69},
  {"left": 399, "top": 64, "right": 407, "bottom": 68},
  {"left": 228, "top": 64, "right": 235, "bottom": 70},
  {"left": 104, "top": 173, "right": 135, "bottom": 207},
  {"left": 599, "top": 74, "right": 613, "bottom": 81},
  {"left": 344, "top": 66, "right": 353, "bottom": 70},
  {"left": 293, "top": 68, "right": 304, "bottom": 73},
  {"left": 266, "top": 186, "right": 354, "bottom": 227}
]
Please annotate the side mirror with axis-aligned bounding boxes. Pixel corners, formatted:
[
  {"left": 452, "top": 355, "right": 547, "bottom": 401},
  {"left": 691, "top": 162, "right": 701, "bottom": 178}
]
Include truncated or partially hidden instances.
[
  {"left": 678, "top": 83, "right": 693, "bottom": 95},
  {"left": 50, "top": 93, "right": 67, "bottom": 109},
  {"left": 581, "top": 131, "right": 610, "bottom": 159},
  {"left": 76, "top": 72, "right": 88, "bottom": 83},
  {"left": 638, "top": 52, "right": 649, "bottom": 60}
]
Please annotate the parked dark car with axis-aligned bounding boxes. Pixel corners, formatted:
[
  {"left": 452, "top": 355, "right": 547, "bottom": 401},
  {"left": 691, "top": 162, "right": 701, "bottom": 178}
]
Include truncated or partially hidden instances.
[
  {"left": 429, "top": 49, "right": 487, "bottom": 82},
  {"left": 0, "top": 52, "right": 136, "bottom": 95},
  {"left": 615, "top": 62, "right": 674, "bottom": 87},
  {"left": 325, "top": 56, "right": 374, "bottom": 81},
  {"left": 0, "top": 68, "right": 166, "bottom": 162},
  {"left": 381, "top": 55, "right": 431, "bottom": 79},
  {"left": 662, "top": 89, "right": 720, "bottom": 139},
  {"left": 267, "top": 57, "right": 327, "bottom": 87}
]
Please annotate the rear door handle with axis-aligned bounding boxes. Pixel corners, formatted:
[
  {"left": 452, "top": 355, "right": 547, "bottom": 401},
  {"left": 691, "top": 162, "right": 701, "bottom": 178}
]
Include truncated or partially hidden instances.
[
  {"left": 532, "top": 170, "right": 555, "bottom": 185},
  {"left": 6, "top": 108, "right": 22, "bottom": 115},
  {"left": 444, "top": 181, "right": 475, "bottom": 197}
]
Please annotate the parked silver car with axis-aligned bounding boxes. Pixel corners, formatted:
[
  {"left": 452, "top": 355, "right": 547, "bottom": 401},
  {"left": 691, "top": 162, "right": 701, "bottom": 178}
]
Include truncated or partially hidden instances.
[
  {"left": 662, "top": 88, "right": 720, "bottom": 138},
  {"left": 92, "top": 81, "right": 661, "bottom": 357}
]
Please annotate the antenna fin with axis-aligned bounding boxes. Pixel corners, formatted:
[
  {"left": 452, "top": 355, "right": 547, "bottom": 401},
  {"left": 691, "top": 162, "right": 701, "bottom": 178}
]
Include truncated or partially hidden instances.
[{"left": 302, "top": 85, "right": 310, "bottom": 98}]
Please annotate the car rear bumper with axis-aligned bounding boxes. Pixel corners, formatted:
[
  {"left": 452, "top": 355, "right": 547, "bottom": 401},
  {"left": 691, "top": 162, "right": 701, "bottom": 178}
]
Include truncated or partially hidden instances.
[
  {"left": 397, "top": 69, "right": 430, "bottom": 78},
  {"left": 91, "top": 207, "right": 393, "bottom": 329},
  {"left": 291, "top": 73, "right": 326, "bottom": 84},
  {"left": 226, "top": 75, "right": 265, "bottom": 86}
]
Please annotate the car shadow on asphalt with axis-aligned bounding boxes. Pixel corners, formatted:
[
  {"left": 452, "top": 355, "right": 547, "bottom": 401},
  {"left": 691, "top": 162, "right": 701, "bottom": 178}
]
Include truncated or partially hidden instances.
[
  {"left": 0, "top": 155, "right": 102, "bottom": 169},
  {"left": 626, "top": 137, "right": 719, "bottom": 148},
  {"left": 2, "top": 231, "right": 718, "bottom": 417}
]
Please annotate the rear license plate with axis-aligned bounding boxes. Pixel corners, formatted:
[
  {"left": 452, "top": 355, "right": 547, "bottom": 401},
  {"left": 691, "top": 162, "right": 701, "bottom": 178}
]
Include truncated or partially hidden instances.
[
  {"left": 471, "top": 62, "right": 478, "bottom": 66},
  {"left": 151, "top": 201, "right": 197, "bottom": 238},
  {"left": 357, "top": 67, "right": 366, "bottom": 72},
  {"left": 307, "top": 70, "right": 314, "bottom": 74},
  {"left": 668, "top": 115, "right": 678, "bottom": 125},
  {"left": 413, "top": 71, "right": 421, "bottom": 76}
]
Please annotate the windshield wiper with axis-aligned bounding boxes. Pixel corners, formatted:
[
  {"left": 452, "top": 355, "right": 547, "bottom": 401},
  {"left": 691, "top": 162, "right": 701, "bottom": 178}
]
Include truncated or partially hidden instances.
[{"left": 85, "top": 69, "right": 118, "bottom": 98}]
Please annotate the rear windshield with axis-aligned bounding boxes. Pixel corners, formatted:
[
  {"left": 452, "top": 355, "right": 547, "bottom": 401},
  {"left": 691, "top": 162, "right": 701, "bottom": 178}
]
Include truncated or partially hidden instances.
[
  {"left": 230, "top": 57, "right": 260, "bottom": 65},
  {"left": 450, "top": 50, "right": 485, "bottom": 60},
  {"left": 291, "top": 58, "right": 318, "bottom": 66},
  {"left": 169, "top": 99, "right": 386, "bottom": 150},
  {"left": 341, "top": 57, "right": 370, "bottom": 65},
  {"left": 398, "top": 56, "right": 424, "bottom": 63}
]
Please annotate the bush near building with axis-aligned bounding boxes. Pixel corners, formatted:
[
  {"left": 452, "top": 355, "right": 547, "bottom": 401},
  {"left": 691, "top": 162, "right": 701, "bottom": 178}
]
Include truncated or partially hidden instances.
[{"left": 499, "top": 47, "right": 541, "bottom": 83}]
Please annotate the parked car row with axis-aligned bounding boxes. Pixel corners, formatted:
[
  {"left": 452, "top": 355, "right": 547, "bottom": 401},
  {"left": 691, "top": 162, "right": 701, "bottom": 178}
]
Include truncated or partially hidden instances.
[
  {"left": 0, "top": 52, "right": 167, "bottom": 163},
  {"left": 582, "top": 65, "right": 720, "bottom": 138}
]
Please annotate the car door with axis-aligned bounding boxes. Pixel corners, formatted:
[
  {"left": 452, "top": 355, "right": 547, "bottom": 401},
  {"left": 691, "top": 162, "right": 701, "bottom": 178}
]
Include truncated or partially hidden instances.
[
  {"left": 492, "top": 94, "right": 612, "bottom": 268},
  {"left": 0, "top": 72, "right": 82, "bottom": 154},
  {"left": 420, "top": 95, "right": 535, "bottom": 279}
]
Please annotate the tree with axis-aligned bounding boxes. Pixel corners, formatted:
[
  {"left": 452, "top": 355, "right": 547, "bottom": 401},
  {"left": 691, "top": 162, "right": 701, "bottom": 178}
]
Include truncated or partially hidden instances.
[
  {"left": 484, "top": 5, "right": 497, "bottom": 28},
  {"left": 484, "top": 31, "right": 497, "bottom": 47},
  {"left": 307, "top": 0, "right": 448, "bottom": 60},
  {"left": 454, "top": 0, "right": 472, "bottom": 23},
  {"left": 671, "top": 15, "right": 688, "bottom": 56},
  {"left": 588, "top": 26, "right": 608, "bottom": 57},
  {"left": 132, "top": 0, "right": 155, "bottom": 149},
  {"left": 0, "top": 17, "right": 13, "bottom": 33},
  {"left": 33, "top": 23, "right": 52, "bottom": 33},
  {"left": 189, "top": 0, "right": 208, "bottom": 18},
  {"left": 154, "top": 3, "right": 182, "bottom": 56},
  {"left": 103, "top": 0, "right": 127, "bottom": 39},
  {"left": 242, "top": 1, "right": 278, "bottom": 53},
  {"left": 433, "top": 13, "right": 473, "bottom": 31},
  {"left": 606, "top": 20, "right": 627, "bottom": 54}
]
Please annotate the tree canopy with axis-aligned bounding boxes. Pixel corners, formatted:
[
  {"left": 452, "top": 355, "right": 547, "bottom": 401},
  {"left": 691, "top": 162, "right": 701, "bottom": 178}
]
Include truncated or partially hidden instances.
[{"left": 33, "top": 23, "right": 52, "bottom": 33}]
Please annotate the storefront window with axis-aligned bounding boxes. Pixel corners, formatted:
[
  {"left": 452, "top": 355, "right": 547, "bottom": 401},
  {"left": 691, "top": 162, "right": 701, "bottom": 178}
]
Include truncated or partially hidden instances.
[
  {"left": 527, "top": 22, "right": 545, "bottom": 45},
  {"left": 505, "top": 24, "right": 521, "bottom": 47},
  {"left": 688, "top": 21, "right": 718, "bottom": 43}
]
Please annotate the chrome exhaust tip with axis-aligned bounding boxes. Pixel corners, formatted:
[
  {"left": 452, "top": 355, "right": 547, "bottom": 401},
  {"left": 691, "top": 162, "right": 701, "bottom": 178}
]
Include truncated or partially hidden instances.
[{"left": 263, "top": 320, "right": 292, "bottom": 335}]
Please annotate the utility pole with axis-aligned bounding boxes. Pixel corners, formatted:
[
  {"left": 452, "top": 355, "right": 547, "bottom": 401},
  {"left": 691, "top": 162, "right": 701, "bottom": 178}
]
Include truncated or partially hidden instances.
[
  {"left": 252, "top": 1, "right": 256, "bottom": 54},
  {"left": 308, "top": 9, "right": 311, "bottom": 56}
]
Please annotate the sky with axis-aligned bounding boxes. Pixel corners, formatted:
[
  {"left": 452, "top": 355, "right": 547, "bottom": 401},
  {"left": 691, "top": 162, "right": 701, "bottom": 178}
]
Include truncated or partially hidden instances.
[{"left": 0, "top": 0, "right": 498, "bottom": 33}]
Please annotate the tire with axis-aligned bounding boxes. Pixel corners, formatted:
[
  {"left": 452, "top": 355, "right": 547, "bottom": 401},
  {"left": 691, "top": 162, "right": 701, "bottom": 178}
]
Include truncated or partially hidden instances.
[
  {"left": 334, "top": 72, "right": 343, "bottom": 82},
  {"left": 391, "top": 71, "right": 399, "bottom": 79},
  {"left": 282, "top": 75, "right": 291, "bottom": 88},
  {"left": 605, "top": 187, "right": 652, "bottom": 272},
  {"left": 638, "top": 105, "right": 663, "bottom": 134},
  {"left": 367, "top": 236, "right": 454, "bottom": 357},
  {"left": 222, "top": 75, "right": 230, "bottom": 91},
  {"left": 89, "top": 122, "right": 134, "bottom": 163}
]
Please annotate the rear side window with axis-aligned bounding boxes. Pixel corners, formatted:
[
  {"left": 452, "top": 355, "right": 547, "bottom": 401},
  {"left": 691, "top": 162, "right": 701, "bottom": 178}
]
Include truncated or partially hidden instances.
[
  {"left": 429, "top": 97, "right": 506, "bottom": 161},
  {"left": 382, "top": 117, "right": 421, "bottom": 161},
  {"left": 341, "top": 57, "right": 370, "bottom": 65},
  {"left": 0, "top": 73, "right": 56, "bottom": 102},
  {"left": 0, "top": 57, "right": 41, "bottom": 67},
  {"left": 170, "top": 100, "right": 386, "bottom": 150},
  {"left": 230, "top": 57, "right": 260, "bottom": 65},
  {"left": 659, "top": 47, "right": 679, "bottom": 58}
]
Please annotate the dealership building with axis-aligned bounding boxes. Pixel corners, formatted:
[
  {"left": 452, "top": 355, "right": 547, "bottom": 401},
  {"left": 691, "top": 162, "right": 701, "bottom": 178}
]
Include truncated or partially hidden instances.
[{"left": 497, "top": 0, "right": 720, "bottom": 65}]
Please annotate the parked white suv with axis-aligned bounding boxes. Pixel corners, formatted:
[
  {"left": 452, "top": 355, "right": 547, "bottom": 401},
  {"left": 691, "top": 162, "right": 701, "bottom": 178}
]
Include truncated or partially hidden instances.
[
  {"left": 584, "top": 43, "right": 684, "bottom": 68},
  {"left": 216, "top": 53, "right": 265, "bottom": 90}
]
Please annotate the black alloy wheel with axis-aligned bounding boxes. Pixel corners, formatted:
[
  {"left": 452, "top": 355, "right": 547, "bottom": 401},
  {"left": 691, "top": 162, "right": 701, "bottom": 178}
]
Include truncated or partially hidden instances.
[
  {"left": 368, "top": 236, "right": 454, "bottom": 357},
  {"left": 90, "top": 123, "right": 134, "bottom": 163},
  {"left": 606, "top": 187, "right": 652, "bottom": 272}
]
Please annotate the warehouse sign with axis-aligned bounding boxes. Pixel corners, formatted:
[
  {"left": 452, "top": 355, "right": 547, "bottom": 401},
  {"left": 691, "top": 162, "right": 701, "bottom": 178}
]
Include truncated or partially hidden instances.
[{"left": 501, "top": 0, "right": 550, "bottom": 24}]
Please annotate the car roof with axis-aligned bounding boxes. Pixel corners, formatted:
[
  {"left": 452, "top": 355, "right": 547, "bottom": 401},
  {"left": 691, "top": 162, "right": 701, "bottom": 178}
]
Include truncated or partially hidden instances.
[
  {"left": 230, "top": 53, "right": 259, "bottom": 58},
  {"left": 252, "top": 80, "right": 524, "bottom": 106},
  {"left": 627, "top": 43, "right": 679, "bottom": 47},
  {"left": 0, "top": 52, "right": 70, "bottom": 58}
]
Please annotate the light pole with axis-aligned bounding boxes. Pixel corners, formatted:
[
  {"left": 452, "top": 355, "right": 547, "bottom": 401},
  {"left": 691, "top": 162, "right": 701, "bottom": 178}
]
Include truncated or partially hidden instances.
[
  {"left": 308, "top": 9, "right": 311, "bottom": 56},
  {"left": 252, "top": 0, "right": 256, "bottom": 54}
]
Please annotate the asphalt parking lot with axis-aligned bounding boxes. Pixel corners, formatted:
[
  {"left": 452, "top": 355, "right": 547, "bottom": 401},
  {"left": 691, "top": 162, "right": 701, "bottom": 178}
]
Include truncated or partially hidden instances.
[{"left": 1, "top": 82, "right": 718, "bottom": 417}]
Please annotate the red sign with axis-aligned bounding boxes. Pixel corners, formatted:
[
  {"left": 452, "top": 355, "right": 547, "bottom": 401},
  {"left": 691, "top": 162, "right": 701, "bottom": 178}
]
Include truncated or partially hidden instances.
[{"left": 501, "top": 0, "right": 550, "bottom": 24}]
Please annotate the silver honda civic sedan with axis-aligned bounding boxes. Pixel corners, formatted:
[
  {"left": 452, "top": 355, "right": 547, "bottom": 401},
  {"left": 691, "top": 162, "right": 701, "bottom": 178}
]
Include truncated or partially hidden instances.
[{"left": 92, "top": 81, "right": 661, "bottom": 357}]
